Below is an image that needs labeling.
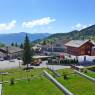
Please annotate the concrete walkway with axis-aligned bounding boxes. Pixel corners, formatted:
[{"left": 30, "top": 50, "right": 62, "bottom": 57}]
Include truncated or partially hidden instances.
[
  {"left": 0, "top": 84, "right": 2, "bottom": 95},
  {"left": 0, "top": 59, "right": 22, "bottom": 70}
]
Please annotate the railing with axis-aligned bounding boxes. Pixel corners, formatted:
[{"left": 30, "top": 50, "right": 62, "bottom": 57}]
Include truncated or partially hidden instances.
[
  {"left": 75, "top": 70, "right": 95, "bottom": 82},
  {"left": 44, "top": 70, "right": 74, "bottom": 95}
]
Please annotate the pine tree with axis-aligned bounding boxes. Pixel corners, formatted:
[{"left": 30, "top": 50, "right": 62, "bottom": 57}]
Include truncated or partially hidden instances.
[
  {"left": 20, "top": 43, "right": 23, "bottom": 49},
  {"left": 42, "top": 40, "right": 46, "bottom": 45},
  {"left": 15, "top": 42, "right": 18, "bottom": 47},
  {"left": 23, "top": 34, "right": 31, "bottom": 68},
  {"left": 11, "top": 43, "right": 14, "bottom": 46}
]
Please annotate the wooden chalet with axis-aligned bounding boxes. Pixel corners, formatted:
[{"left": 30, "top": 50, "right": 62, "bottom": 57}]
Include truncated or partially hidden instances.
[{"left": 64, "top": 40, "right": 95, "bottom": 56}]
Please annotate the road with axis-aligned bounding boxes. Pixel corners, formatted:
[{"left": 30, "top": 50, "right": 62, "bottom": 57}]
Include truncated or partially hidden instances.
[{"left": 0, "top": 59, "right": 22, "bottom": 70}]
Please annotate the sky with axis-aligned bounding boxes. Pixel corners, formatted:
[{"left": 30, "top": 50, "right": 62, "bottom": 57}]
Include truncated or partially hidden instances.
[{"left": 0, "top": 0, "right": 95, "bottom": 34}]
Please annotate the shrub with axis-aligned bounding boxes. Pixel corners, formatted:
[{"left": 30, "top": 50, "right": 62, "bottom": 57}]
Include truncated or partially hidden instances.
[
  {"left": 93, "top": 59, "right": 95, "bottom": 62},
  {"left": 63, "top": 73, "right": 68, "bottom": 80},
  {"left": 63, "top": 71, "right": 69, "bottom": 80},
  {"left": 84, "top": 69, "right": 88, "bottom": 73},
  {"left": 10, "top": 78, "right": 15, "bottom": 85}
]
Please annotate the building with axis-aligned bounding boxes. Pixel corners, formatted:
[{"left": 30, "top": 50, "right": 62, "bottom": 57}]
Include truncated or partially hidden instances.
[
  {"left": 91, "top": 46, "right": 95, "bottom": 56},
  {"left": 64, "top": 40, "right": 94, "bottom": 56},
  {"left": 41, "top": 39, "right": 69, "bottom": 55},
  {"left": 0, "top": 46, "right": 23, "bottom": 59}
]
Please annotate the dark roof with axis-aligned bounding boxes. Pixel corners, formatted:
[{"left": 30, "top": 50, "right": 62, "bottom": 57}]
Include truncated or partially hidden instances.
[
  {"left": 0, "top": 46, "right": 23, "bottom": 54},
  {"left": 52, "top": 39, "right": 69, "bottom": 47},
  {"left": 0, "top": 52, "right": 6, "bottom": 57},
  {"left": 64, "top": 40, "right": 94, "bottom": 47}
]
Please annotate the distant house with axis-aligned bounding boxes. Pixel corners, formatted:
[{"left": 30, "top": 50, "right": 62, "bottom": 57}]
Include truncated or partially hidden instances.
[
  {"left": 64, "top": 40, "right": 94, "bottom": 56},
  {"left": 0, "top": 46, "right": 23, "bottom": 59},
  {"left": 40, "top": 40, "right": 68, "bottom": 56}
]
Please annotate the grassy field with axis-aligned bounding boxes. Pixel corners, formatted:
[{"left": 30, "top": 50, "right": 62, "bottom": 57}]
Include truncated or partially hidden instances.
[
  {"left": 1, "top": 68, "right": 95, "bottom": 95},
  {"left": 54, "top": 69, "right": 95, "bottom": 95},
  {"left": 2, "top": 68, "right": 63, "bottom": 95},
  {"left": 83, "top": 70, "right": 95, "bottom": 78},
  {"left": 84, "top": 66, "right": 95, "bottom": 78},
  {"left": 3, "top": 76, "right": 63, "bottom": 95}
]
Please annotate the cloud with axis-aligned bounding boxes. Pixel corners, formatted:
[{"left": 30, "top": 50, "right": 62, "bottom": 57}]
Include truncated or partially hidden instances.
[
  {"left": 22, "top": 17, "right": 56, "bottom": 28},
  {"left": 72, "top": 23, "right": 92, "bottom": 30},
  {"left": 0, "top": 20, "right": 16, "bottom": 31}
]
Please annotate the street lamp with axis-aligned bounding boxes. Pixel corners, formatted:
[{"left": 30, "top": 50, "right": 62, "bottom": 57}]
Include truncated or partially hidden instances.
[{"left": 51, "top": 42, "right": 54, "bottom": 70}]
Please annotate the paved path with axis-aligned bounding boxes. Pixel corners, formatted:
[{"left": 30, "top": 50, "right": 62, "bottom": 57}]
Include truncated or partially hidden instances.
[
  {"left": 0, "top": 84, "right": 2, "bottom": 95},
  {"left": 0, "top": 55, "right": 94, "bottom": 70},
  {"left": 0, "top": 59, "right": 22, "bottom": 70},
  {"left": 30, "top": 61, "right": 84, "bottom": 70}
]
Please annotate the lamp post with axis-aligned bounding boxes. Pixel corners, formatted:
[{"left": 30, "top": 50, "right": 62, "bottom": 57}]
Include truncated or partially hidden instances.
[{"left": 51, "top": 42, "right": 54, "bottom": 70}]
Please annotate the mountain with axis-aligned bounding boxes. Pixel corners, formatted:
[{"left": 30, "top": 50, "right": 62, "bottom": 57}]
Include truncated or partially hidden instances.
[
  {"left": 45, "top": 25, "right": 95, "bottom": 43},
  {"left": 0, "top": 32, "right": 51, "bottom": 45}
]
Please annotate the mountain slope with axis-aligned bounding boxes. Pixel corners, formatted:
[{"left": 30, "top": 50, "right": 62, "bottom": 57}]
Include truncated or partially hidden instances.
[
  {"left": 0, "top": 32, "right": 51, "bottom": 44},
  {"left": 45, "top": 25, "right": 95, "bottom": 43}
]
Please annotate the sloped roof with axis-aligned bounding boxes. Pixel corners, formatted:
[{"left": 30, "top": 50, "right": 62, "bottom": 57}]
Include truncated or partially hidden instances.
[
  {"left": 64, "top": 40, "right": 94, "bottom": 47},
  {"left": 0, "top": 46, "right": 23, "bottom": 54},
  {"left": 0, "top": 52, "right": 6, "bottom": 57}
]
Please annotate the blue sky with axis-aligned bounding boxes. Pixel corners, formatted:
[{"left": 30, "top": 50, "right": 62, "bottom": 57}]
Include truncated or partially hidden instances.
[{"left": 0, "top": 0, "right": 95, "bottom": 34}]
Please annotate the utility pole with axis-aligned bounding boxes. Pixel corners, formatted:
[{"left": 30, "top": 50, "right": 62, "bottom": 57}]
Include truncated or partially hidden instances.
[{"left": 51, "top": 41, "right": 54, "bottom": 70}]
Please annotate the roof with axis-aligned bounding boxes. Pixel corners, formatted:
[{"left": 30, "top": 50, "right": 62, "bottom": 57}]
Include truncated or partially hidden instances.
[
  {"left": 0, "top": 46, "right": 23, "bottom": 54},
  {"left": 50, "top": 39, "right": 70, "bottom": 47},
  {"left": 0, "top": 52, "right": 6, "bottom": 57},
  {"left": 64, "top": 40, "right": 94, "bottom": 47}
]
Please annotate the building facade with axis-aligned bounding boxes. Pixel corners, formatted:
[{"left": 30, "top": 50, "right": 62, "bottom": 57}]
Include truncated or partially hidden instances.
[{"left": 64, "top": 40, "right": 94, "bottom": 56}]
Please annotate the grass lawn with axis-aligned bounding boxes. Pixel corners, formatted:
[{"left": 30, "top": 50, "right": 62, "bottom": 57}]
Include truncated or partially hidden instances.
[
  {"left": 2, "top": 68, "right": 63, "bottom": 95},
  {"left": 83, "top": 66, "right": 95, "bottom": 78},
  {"left": 3, "top": 76, "right": 63, "bottom": 95},
  {"left": 1, "top": 68, "right": 95, "bottom": 95},
  {"left": 0, "top": 68, "right": 45, "bottom": 81},
  {"left": 51, "top": 69, "right": 95, "bottom": 95}
]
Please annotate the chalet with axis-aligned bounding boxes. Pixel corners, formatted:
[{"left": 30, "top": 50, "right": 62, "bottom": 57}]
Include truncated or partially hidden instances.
[
  {"left": 91, "top": 46, "right": 95, "bottom": 56},
  {"left": 0, "top": 46, "right": 23, "bottom": 59},
  {"left": 64, "top": 40, "right": 95, "bottom": 56}
]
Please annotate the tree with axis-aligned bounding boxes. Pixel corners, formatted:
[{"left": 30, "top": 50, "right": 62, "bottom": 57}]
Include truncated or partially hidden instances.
[
  {"left": 11, "top": 43, "right": 14, "bottom": 46},
  {"left": 23, "top": 34, "right": 31, "bottom": 68},
  {"left": 20, "top": 43, "right": 23, "bottom": 49},
  {"left": 15, "top": 42, "right": 18, "bottom": 47},
  {"left": 42, "top": 40, "right": 46, "bottom": 45},
  {"left": 10, "top": 78, "right": 15, "bottom": 85}
]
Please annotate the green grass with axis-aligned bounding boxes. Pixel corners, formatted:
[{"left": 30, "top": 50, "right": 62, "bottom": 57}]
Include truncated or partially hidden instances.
[
  {"left": 2, "top": 68, "right": 63, "bottom": 95},
  {"left": 53, "top": 69, "right": 95, "bottom": 95},
  {"left": 1, "top": 68, "right": 95, "bottom": 95},
  {"left": 0, "top": 68, "right": 45, "bottom": 81},
  {"left": 83, "top": 70, "right": 95, "bottom": 78},
  {"left": 84, "top": 66, "right": 95, "bottom": 78},
  {"left": 3, "top": 77, "right": 63, "bottom": 95}
]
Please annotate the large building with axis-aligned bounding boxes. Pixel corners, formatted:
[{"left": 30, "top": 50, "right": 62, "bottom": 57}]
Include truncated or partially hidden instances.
[
  {"left": 0, "top": 46, "right": 23, "bottom": 59},
  {"left": 64, "top": 40, "right": 95, "bottom": 56}
]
